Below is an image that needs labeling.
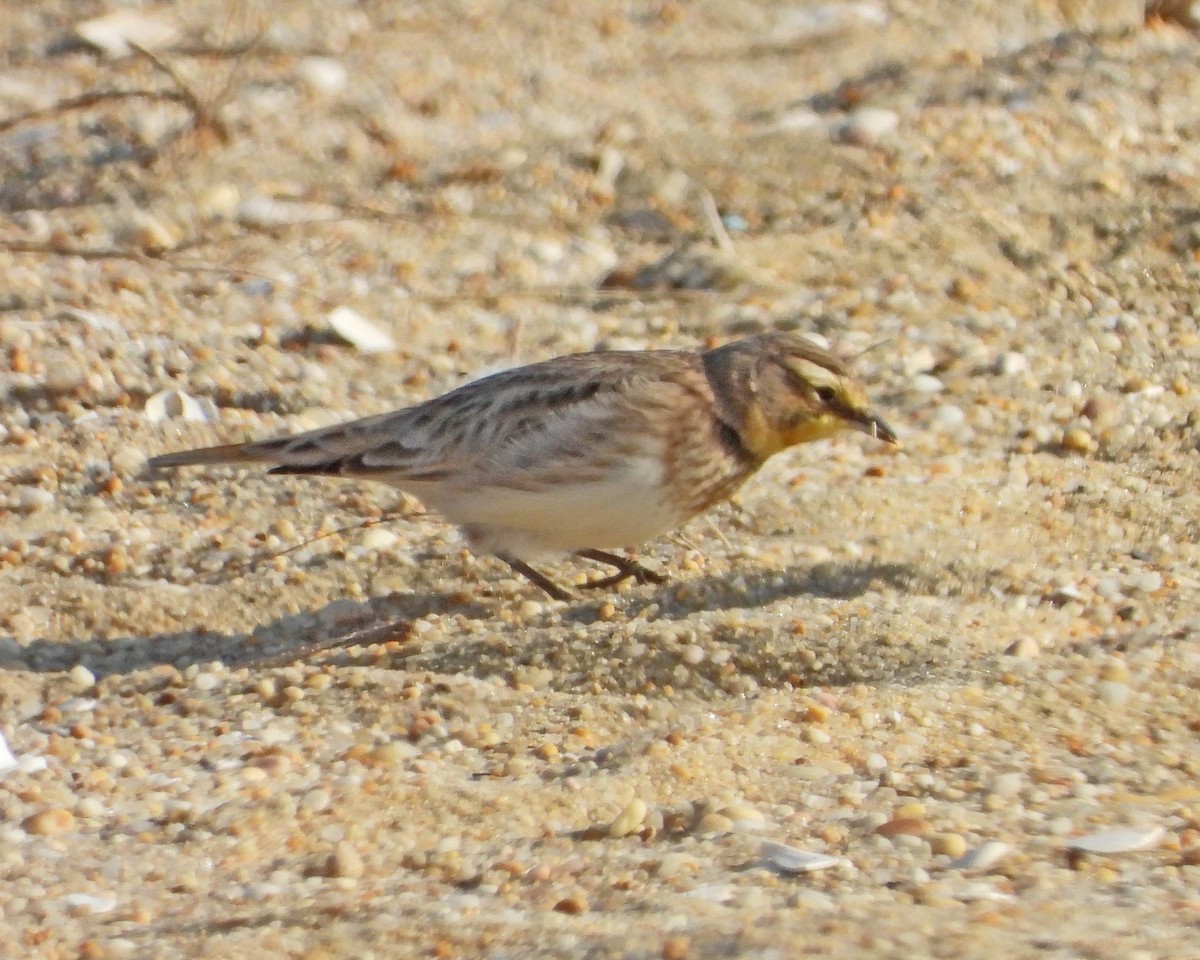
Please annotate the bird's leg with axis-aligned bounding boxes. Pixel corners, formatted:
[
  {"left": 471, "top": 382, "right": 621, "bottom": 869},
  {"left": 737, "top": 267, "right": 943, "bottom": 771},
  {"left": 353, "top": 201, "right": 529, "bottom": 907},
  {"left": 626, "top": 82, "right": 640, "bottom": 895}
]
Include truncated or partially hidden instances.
[
  {"left": 498, "top": 554, "right": 573, "bottom": 602},
  {"left": 576, "top": 549, "right": 667, "bottom": 589}
]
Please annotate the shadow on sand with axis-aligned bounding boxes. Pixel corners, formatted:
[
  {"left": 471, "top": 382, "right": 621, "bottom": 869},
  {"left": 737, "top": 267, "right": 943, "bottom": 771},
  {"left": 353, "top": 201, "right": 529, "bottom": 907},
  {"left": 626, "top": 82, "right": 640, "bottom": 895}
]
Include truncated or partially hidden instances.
[{"left": 9, "top": 559, "right": 916, "bottom": 684}]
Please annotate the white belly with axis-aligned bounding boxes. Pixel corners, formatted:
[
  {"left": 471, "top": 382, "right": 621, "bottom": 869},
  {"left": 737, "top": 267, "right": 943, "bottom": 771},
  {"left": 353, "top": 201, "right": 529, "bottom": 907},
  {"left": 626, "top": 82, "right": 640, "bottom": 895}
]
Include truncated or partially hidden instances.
[{"left": 399, "top": 457, "right": 680, "bottom": 557}]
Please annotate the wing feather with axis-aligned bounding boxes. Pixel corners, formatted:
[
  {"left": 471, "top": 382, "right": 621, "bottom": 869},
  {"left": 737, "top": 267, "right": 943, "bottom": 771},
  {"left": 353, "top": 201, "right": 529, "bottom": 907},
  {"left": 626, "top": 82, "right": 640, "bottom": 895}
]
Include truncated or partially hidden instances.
[{"left": 147, "top": 349, "right": 709, "bottom": 488}]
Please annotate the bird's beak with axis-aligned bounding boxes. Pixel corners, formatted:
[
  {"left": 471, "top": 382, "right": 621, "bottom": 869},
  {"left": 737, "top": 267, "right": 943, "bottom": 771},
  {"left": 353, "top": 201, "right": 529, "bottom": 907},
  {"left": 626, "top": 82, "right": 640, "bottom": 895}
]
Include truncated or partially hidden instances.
[{"left": 849, "top": 409, "right": 899, "bottom": 445}]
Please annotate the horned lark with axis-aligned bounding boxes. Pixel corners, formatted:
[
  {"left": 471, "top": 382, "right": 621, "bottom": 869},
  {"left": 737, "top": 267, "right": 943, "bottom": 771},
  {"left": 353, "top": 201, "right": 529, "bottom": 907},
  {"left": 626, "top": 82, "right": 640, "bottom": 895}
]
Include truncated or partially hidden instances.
[{"left": 148, "top": 332, "right": 897, "bottom": 600}]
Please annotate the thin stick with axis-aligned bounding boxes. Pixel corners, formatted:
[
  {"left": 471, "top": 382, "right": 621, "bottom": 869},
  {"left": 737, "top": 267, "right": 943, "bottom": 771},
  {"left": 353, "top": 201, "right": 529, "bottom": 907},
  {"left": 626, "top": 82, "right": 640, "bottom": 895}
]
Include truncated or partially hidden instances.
[
  {"left": 128, "top": 40, "right": 231, "bottom": 143},
  {"left": 249, "top": 618, "right": 416, "bottom": 667},
  {"left": 0, "top": 89, "right": 190, "bottom": 135},
  {"left": 700, "top": 190, "right": 736, "bottom": 257}
]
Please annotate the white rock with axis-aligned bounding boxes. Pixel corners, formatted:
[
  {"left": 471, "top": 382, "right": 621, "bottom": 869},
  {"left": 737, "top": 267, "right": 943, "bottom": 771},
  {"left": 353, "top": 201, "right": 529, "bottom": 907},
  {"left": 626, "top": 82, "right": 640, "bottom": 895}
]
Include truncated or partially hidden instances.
[
  {"left": 75, "top": 10, "right": 178, "bottom": 58},
  {"left": 994, "top": 351, "right": 1028, "bottom": 376},
  {"left": 144, "top": 389, "right": 216, "bottom": 423},
  {"left": 761, "top": 840, "right": 842, "bottom": 874},
  {"left": 61, "top": 893, "right": 117, "bottom": 914},
  {"left": 902, "top": 346, "right": 937, "bottom": 376},
  {"left": 360, "top": 528, "right": 401, "bottom": 551},
  {"left": 1130, "top": 571, "right": 1163, "bottom": 593},
  {"left": 61, "top": 307, "right": 123, "bottom": 334},
  {"left": 991, "top": 772, "right": 1023, "bottom": 797},
  {"left": 327, "top": 306, "right": 396, "bottom": 354},
  {"left": 1067, "top": 826, "right": 1164, "bottom": 854},
  {"left": 761, "top": 108, "right": 823, "bottom": 134},
  {"left": 931, "top": 404, "right": 966, "bottom": 429},
  {"left": 197, "top": 183, "right": 241, "bottom": 220},
  {"left": 298, "top": 58, "right": 348, "bottom": 95},
  {"left": 949, "top": 841, "right": 1011, "bottom": 872},
  {"left": 1096, "top": 681, "right": 1130, "bottom": 708},
  {"left": 835, "top": 107, "right": 899, "bottom": 147},
  {"left": 14, "top": 486, "right": 54, "bottom": 511},
  {"left": 792, "top": 889, "right": 837, "bottom": 911},
  {"left": 236, "top": 196, "right": 335, "bottom": 228},
  {"left": 109, "top": 446, "right": 147, "bottom": 478},
  {"left": 69, "top": 663, "right": 96, "bottom": 690}
]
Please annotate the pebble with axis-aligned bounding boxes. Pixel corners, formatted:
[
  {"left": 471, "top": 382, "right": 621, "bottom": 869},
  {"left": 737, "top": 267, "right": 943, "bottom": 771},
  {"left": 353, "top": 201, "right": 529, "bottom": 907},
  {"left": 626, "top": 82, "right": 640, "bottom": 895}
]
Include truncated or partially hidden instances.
[
  {"left": 694, "top": 813, "right": 734, "bottom": 836},
  {"left": 324, "top": 840, "right": 364, "bottom": 879},
  {"left": 553, "top": 894, "right": 588, "bottom": 915},
  {"left": 791, "top": 889, "right": 837, "bottom": 911},
  {"left": 990, "top": 772, "right": 1023, "bottom": 797},
  {"left": 1004, "top": 637, "right": 1040, "bottom": 658},
  {"left": 144, "top": 389, "right": 215, "bottom": 424},
  {"left": 930, "top": 833, "right": 967, "bottom": 858},
  {"left": 69, "top": 663, "right": 96, "bottom": 690},
  {"left": 875, "top": 816, "right": 931, "bottom": 839},
  {"left": 608, "top": 798, "right": 648, "bottom": 838},
  {"left": 835, "top": 107, "right": 900, "bottom": 147},
  {"left": 1096, "top": 681, "right": 1130, "bottom": 708},
  {"left": 1061, "top": 426, "right": 1095, "bottom": 454},
  {"left": 301, "top": 789, "right": 332, "bottom": 813},
  {"left": 931, "top": 404, "right": 966, "bottom": 429},
  {"left": 14, "top": 486, "right": 54, "bottom": 511},
  {"left": 994, "top": 351, "right": 1028, "bottom": 376},
  {"left": 24, "top": 808, "right": 75, "bottom": 836},
  {"left": 121, "top": 212, "right": 179, "bottom": 252},
  {"left": 298, "top": 57, "right": 349, "bottom": 95},
  {"left": 718, "top": 803, "right": 764, "bottom": 824},
  {"left": 1080, "top": 394, "right": 1119, "bottom": 429},
  {"left": 360, "top": 528, "right": 401, "bottom": 551},
  {"left": 109, "top": 445, "right": 147, "bottom": 478},
  {"left": 197, "top": 183, "right": 241, "bottom": 219},
  {"left": 911, "top": 374, "right": 945, "bottom": 394}
]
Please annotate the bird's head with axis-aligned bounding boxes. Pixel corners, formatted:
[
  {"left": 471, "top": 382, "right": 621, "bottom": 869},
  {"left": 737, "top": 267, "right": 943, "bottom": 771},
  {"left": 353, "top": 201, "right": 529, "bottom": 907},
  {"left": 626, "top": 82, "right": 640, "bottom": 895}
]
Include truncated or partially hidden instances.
[{"left": 704, "top": 333, "right": 898, "bottom": 461}]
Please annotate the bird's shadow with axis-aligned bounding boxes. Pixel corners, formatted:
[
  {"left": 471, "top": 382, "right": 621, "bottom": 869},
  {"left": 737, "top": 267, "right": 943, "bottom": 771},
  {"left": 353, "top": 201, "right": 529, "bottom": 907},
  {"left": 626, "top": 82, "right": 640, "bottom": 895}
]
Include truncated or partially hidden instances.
[
  {"left": 9, "top": 559, "right": 919, "bottom": 687},
  {"left": 7, "top": 590, "right": 494, "bottom": 680},
  {"left": 627, "top": 558, "right": 914, "bottom": 620}
]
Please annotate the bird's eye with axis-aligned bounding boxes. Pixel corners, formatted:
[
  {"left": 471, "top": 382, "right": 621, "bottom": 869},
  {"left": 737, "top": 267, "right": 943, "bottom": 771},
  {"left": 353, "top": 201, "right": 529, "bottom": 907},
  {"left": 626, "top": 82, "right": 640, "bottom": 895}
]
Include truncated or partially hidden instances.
[{"left": 816, "top": 386, "right": 837, "bottom": 404}]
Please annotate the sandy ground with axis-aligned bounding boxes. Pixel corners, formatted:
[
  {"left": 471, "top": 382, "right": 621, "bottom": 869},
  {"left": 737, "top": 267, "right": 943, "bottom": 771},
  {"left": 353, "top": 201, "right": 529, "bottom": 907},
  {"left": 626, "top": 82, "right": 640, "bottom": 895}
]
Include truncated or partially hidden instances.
[{"left": 3, "top": 1, "right": 1200, "bottom": 957}]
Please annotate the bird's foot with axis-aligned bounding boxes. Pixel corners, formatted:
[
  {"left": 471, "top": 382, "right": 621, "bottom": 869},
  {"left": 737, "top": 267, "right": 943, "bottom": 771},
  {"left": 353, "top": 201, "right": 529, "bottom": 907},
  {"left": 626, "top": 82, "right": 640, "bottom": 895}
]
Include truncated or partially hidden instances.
[{"left": 576, "top": 549, "right": 667, "bottom": 589}]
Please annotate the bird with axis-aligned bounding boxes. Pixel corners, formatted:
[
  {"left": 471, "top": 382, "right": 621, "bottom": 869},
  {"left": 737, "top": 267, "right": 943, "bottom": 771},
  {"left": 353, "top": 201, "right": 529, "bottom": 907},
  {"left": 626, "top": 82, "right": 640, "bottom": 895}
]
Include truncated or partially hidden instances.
[{"left": 147, "top": 332, "right": 897, "bottom": 600}]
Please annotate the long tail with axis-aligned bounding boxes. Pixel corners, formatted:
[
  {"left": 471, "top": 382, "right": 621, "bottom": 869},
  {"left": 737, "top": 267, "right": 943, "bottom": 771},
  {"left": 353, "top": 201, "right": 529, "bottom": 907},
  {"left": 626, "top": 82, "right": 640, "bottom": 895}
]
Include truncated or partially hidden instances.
[{"left": 146, "top": 441, "right": 281, "bottom": 470}]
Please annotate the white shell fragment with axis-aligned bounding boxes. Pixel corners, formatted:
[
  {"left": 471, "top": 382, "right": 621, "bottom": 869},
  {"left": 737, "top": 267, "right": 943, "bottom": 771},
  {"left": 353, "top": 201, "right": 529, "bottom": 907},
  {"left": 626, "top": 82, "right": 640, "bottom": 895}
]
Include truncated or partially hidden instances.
[
  {"left": 236, "top": 196, "right": 338, "bottom": 228},
  {"left": 61, "top": 893, "right": 118, "bottom": 915},
  {"left": 953, "top": 882, "right": 1016, "bottom": 903},
  {"left": 772, "top": 3, "right": 888, "bottom": 43},
  {"left": 75, "top": 10, "right": 179, "bottom": 58},
  {"left": 359, "top": 528, "right": 401, "bottom": 551},
  {"left": 327, "top": 306, "right": 396, "bottom": 353},
  {"left": 144, "top": 389, "right": 216, "bottom": 423},
  {"left": 0, "top": 731, "right": 17, "bottom": 776},
  {"left": 761, "top": 840, "right": 842, "bottom": 874},
  {"left": 949, "top": 841, "right": 1011, "bottom": 872},
  {"left": 1067, "top": 826, "right": 1164, "bottom": 855}
]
